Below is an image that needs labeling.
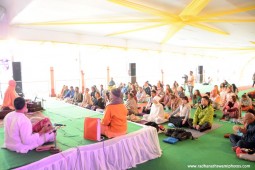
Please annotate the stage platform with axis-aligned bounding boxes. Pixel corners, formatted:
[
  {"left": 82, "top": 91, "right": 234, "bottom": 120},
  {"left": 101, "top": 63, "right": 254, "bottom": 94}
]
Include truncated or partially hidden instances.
[{"left": 0, "top": 99, "right": 162, "bottom": 170}]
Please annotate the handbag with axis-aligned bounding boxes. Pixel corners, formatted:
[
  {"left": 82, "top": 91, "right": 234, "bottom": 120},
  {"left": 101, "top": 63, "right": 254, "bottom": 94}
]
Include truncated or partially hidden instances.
[{"left": 84, "top": 117, "right": 101, "bottom": 141}]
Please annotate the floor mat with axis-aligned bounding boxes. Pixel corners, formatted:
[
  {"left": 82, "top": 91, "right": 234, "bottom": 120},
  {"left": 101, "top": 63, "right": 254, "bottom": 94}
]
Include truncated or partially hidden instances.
[
  {"left": 134, "top": 118, "right": 168, "bottom": 125},
  {"left": 185, "top": 123, "right": 222, "bottom": 138}
]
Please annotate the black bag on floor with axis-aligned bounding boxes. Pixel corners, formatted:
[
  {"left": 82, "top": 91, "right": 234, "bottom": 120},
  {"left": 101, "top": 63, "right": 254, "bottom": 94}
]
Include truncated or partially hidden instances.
[
  {"left": 166, "top": 128, "right": 194, "bottom": 141},
  {"left": 145, "top": 122, "right": 159, "bottom": 132},
  {"left": 166, "top": 128, "right": 185, "bottom": 137},
  {"left": 176, "top": 131, "right": 194, "bottom": 141}
]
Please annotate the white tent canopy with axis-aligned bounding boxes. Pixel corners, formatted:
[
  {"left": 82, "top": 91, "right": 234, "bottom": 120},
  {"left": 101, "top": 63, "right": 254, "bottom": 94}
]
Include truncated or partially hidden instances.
[
  {"left": 0, "top": 0, "right": 255, "bottom": 97},
  {"left": 0, "top": 0, "right": 255, "bottom": 49}
]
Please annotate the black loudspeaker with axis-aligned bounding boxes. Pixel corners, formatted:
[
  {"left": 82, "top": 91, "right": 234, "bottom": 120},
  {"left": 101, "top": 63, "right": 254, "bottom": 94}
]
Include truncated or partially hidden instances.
[
  {"left": 12, "top": 62, "right": 22, "bottom": 81},
  {"left": 12, "top": 62, "right": 23, "bottom": 95},
  {"left": 129, "top": 63, "right": 136, "bottom": 76},
  {"left": 198, "top": 66, "right": 203, "bottom": 74}
]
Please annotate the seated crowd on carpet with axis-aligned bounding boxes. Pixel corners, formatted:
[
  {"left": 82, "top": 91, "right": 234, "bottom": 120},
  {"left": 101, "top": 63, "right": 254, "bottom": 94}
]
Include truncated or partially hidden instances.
[
  {"left": 55, "top": 78, "right": 255, "bottom": 125},
  {"left": 53, "top": 78, "right": 255, "bottom": 160},
  {"left": 1, "top": 77, "right": 255, "bottom": 159}
]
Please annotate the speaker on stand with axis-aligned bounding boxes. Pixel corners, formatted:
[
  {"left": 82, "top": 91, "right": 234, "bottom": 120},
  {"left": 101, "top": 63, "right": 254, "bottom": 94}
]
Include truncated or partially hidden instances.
[
  {"left": 129, "top": 63, "right": 136, "bottom": 84},
  {"left": 12, "top": 62, "right": 24, "bottom": 97},
  {"left": 198, "top": 65, "right": 203, "bottom": 83}
]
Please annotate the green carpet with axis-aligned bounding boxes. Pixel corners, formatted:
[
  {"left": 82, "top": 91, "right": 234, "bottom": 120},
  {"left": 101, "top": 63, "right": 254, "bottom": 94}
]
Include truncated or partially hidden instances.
[
  {"left": 132, "top": 87, "right": 255, "bottom": 170},
  {"left": 0, "top": 100, "right": 143, "bottom": 170}
]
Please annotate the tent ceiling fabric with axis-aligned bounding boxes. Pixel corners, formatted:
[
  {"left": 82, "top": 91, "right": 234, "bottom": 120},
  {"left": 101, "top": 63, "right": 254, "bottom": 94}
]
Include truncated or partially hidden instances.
[{"left": 3, "top": 0, "right": 255, "bottom": 49}]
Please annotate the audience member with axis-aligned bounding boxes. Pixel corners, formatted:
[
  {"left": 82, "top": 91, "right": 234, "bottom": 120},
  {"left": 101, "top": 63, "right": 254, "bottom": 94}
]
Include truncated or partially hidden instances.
[
  {"left": 210, "top": 85, "right": 221, "bottom": 110},
  {"left": 176, "top": 86, "right": 185, "bottom": 98},
  {"left": 143, "top": 81, "right": 151, "bottom": 96},
  {"left": 142, "top": 90, "right": 156, "bottom": 114},
  {"left": 79, "top": 88, "right": 93, "bottom": 108},
  {"left": 130, "top": 84, "right": 138, "bottom": 102},
  {"left": 71, "top": 87, "right": 83, "bottom": 105},
  {"left": 240, "top": 94, "right": 253, "bottom": 111},
  {"left": 222, "top": 80, "right": 230, "bottom": 88},
  {"left": 247, "top": 90, "right": 255, "bottom": 101},
  {"left": 159, "top": 88, "right": 171, "bottom": 108},
  {"left": 136, "top": 86, "right": 147, "bottom": 103},
  {"left": 169, "top": 96, "right": 191, "bottom": 127},
  {"left": 222, "top": 95, "right": 240, "bottom": 120},
  {"left": 172, "top": 81, "right": 179, "bottom": 96},
  {"left": 63, "top": 86, "right": 75, "bottom": 100},
  {"left": 142, "top": 96, "right": 166, "bottom": 124},
  {"left": 125, "top": 92, "right": 138, "bottom": 115},
  {"left": 91, "top": 91, "right": 105, "bottom": 111},
  {"left": 108, "top": 77, "right": 116, "bottom": 90},
  {"left": 230, "top": 113, "right": 255, "bottom": 151},
  {"left": 168, "top": 94, "right": 182, "bottom": 112},
  {"left": 203, "top": 77, "right": 212, "bottom": 85},
  {"left": 232, "top": 83, "right": 239, "bottom": 96},
  {"left": 192, "top": 96, "right": 214, "bottom": 132},
  {"left": 99, "top": 84, "right": 106, "bottom": 99},
  {"left": 192, "top": 89, "right": 202, "bottom": 109},
  {"left": 90, "top": 85, "right": 97, "bottom": 103}
]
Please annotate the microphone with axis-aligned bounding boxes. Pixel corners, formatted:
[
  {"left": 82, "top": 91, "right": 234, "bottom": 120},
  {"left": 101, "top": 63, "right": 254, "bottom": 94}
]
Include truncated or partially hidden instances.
[{"left": 54, "top": 123, "right": 66, "bottom": 127}]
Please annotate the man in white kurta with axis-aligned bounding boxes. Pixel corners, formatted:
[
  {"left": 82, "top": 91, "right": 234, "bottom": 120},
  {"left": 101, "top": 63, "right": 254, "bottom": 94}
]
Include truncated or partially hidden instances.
[
  {"left": 143, "top": 96, "right": 166, "bottom": 124},
  {"left": 3, "top": 97, "right": 54, "bottom": 153}
]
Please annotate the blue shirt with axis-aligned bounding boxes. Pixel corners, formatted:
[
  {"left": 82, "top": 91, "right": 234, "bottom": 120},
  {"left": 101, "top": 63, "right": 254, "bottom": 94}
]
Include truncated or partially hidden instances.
[{"left": 64, "top": 89, "right": 75, "bottom": 98}]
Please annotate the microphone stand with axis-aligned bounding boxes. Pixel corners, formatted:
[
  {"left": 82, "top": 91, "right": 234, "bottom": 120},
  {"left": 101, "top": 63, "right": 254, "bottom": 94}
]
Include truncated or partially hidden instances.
[{"left": 50, "top": 126, "right": 61, "bottom": 154}]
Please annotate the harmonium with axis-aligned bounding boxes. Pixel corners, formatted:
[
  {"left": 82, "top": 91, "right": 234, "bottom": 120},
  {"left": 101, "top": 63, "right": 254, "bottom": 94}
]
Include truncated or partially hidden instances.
[{"left": 27, "top": 101, "right": 44, "bottom": 112}]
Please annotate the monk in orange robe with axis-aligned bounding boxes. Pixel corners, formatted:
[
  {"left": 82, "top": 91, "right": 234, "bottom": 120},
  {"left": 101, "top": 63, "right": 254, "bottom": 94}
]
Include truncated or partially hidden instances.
[{"left": 2, "top": 80, "right": 19, "bottom": 110}]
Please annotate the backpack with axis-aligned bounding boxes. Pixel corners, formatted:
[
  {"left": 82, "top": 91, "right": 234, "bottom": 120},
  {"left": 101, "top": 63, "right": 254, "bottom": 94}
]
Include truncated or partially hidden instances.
[{"left": 176, "top": 131, "right": 194, "bottom": 141}]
